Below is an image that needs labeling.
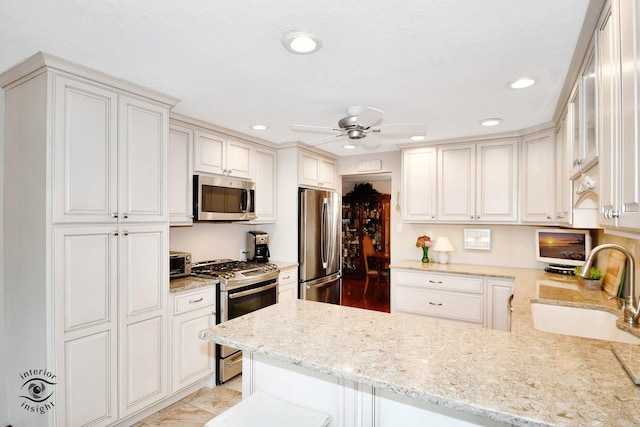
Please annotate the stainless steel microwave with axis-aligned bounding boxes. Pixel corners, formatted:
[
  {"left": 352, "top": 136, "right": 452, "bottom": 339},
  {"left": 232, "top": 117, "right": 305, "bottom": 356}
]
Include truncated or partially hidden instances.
[{"left": 193, "top": 175, "right": 256, "bottom": 221}]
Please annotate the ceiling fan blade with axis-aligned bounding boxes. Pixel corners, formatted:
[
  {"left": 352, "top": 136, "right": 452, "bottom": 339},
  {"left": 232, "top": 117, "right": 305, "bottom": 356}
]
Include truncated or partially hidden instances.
[
  {"left": 358, "top": 133, "right": 381, "bottom": 150},
  {"left": 292, "top": 123, "right": 341, "bottom": 134},
  {"left": 306, "top": 134, "right": 345, "bottom": 146},
  {"left": 357, "top": 107, "right": 384, "bottom": 128}
]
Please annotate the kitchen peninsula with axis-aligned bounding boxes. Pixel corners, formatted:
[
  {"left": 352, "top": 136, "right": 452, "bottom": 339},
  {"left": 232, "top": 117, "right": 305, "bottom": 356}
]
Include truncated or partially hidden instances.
[{"left": 201, "top": 263, "right": 640, "bottom": 426}]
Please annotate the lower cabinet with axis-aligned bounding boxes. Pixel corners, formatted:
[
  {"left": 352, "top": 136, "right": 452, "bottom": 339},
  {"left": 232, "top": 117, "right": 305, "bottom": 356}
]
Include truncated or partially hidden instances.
[
  {"left": 171, "top": 287, "right": 216, "bottom": 392},
  {"left": 391, "top": 269, "right": 513, "bottom": 331},
  {"left": 278, "top": 266, "right": 298, "bottom": 302}
]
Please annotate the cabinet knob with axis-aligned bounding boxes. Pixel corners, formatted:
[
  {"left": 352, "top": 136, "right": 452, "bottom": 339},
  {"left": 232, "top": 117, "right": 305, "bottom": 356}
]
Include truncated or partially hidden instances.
[
  {"left": 111, "top": 213, "right": 118, "bottom": 219},
  {"left": 470, "top": 216, "right": 474, "bottom": 220},
  {"left": 122, "top": 213, "right": 128, "bottom": 219}
]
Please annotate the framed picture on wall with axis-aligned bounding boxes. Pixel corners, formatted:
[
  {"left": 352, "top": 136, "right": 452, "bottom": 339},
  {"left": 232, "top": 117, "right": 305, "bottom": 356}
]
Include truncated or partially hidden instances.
[{"left": 463, "top": 228, "right": 491, "bottom": 250}]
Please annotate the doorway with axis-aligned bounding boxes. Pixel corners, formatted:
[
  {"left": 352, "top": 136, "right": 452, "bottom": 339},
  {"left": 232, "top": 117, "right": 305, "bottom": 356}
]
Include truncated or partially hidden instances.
[{"left": 340, "top": 173, "right": 391, "bottom": 313}]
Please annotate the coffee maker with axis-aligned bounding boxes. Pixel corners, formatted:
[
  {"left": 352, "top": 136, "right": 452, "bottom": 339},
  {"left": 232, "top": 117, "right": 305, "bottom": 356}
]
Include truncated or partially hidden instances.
[{"left": 247, "top": 231, "right": 270, "bottom": 263}]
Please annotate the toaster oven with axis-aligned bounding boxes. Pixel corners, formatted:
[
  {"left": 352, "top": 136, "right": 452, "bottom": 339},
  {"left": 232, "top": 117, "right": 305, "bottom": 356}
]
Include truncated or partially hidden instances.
[{"left": 170, "top": 251, "right": 192, "bottom": 279}]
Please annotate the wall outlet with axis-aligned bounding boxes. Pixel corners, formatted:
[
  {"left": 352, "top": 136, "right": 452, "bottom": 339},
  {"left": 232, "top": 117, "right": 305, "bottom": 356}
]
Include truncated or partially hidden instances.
[{"left": 240, "top": 249, "right": 248, "bottom": 261}]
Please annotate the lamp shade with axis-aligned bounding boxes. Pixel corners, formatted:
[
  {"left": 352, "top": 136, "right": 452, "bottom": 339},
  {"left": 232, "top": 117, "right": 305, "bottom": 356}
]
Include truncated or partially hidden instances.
[
  {"left": 433, "top": 236, "right": 455, "bottom": 264},
  {"left": 433, "top": 236, "right": 455, "bottom": 252}
]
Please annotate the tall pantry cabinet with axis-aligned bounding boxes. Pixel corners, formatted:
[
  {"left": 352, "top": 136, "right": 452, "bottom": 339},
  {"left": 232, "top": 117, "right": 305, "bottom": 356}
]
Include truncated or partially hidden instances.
[{"left": 1, "top": 53, "right": 178, "bottom": 427}]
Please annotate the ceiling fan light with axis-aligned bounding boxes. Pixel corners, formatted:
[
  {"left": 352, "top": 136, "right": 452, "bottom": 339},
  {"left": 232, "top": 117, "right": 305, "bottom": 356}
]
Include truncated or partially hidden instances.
[
  {"left": 344, "top": 143, "right": 356, "bottom": 149},
  {"left": 282, "top": 32, "right": 322, "bottom": 55}
]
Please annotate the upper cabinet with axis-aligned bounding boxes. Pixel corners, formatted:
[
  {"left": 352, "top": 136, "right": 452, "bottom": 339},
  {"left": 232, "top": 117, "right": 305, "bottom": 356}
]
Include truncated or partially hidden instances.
[
  {"left": 438, "top": 139, "right": 518, "bottom": 223},
  {"left": 520, "top": 129, "right": 556, "bottom": 223},
  {"left": 193, "top": 129, "right": 252, "bottom": 179},
  {"left": 253, "top": 147, "right": 277, "bottom": 223},
  {"left": 299, "top": 150, "right": 337, "bottom": 189},
  {"left": 570, "top": 48, "right": 599, "bottom": 177},
  {"left": 401, "top": 147, "right": 437, "bottom": 221},
  {"left": 168, "top": 122, "right": 194, "bottom": 225},
  {"left": 53, "top": 76, "right": 169, "bottom": 224},
  {"left": 599, "top": 0, "right": 640, "bottom": 230},
  {"left": 555, "top": 113, "right": 573, "bottom": 225}
]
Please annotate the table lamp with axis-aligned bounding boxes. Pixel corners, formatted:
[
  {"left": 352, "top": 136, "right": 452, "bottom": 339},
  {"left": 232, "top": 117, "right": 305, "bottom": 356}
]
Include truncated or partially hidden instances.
[{"left": 433, "top": 236, "right": 455, "bottom": 264}]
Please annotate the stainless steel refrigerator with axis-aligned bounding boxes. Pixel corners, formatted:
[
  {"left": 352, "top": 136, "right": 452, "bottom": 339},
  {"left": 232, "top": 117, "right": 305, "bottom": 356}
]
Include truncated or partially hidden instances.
[{"left": 299, "top": 188, "right": 342, "bottom": 304}]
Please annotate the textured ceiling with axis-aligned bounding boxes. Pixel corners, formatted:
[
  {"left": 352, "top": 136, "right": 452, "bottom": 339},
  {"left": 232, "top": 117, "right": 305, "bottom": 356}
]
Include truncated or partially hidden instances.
[{"left": 0, "top": 0, "right": 593, "bottom": 156}]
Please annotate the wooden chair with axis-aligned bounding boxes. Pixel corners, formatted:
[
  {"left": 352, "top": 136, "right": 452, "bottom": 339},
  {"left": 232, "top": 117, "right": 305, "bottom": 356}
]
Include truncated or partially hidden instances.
[{"left": 362, "top": 235, "right": 389, "bottom": 296}]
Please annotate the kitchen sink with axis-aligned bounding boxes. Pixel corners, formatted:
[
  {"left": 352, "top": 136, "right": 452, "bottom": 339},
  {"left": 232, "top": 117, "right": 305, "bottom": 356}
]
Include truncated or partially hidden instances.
[{"left": 530, "top": 302, "right": 640, "bottom": 344}]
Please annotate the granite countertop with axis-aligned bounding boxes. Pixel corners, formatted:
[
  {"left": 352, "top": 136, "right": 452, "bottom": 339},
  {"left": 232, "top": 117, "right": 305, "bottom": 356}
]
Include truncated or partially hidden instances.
[{"left": 201, "top": 261, "right": 640, "bottom": 426}]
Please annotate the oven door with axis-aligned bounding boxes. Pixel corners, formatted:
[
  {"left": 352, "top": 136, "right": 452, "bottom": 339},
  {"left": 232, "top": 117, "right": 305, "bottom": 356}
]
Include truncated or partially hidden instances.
[{"left": 218, "top": 278, "right": 278, "bottom": 383}]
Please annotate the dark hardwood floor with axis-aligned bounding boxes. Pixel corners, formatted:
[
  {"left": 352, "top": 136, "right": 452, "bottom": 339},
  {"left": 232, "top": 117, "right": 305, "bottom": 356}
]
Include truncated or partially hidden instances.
[{"left": 341, "top": 276, "right": 390, "bottom": 313}]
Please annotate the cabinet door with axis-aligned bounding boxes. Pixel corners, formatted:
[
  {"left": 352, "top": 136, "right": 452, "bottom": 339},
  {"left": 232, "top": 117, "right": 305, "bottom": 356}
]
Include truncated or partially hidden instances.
[
  {"left": 618, "top": 0, "right": 640, "bottom": 230},
  {"left": 476, "top": 139, "right": 518, "bottom": 222},
  {"left": 119, "top": 224, "right": 168, "bottom": 416},
  {"left": 169, "top": 123, "right": 194, "bottom": 225},
  {"left": 253, "top": 147, "right": 277, "bottom": 222},
  {"left": 438, "top": 144, "right": 475, "bottom": 221},
  {"left": 172, "top": 307, "right": 215, "bottom": 392},
  {"left": 520, "top": 131, "right": 556, "bottom": 223},
  {"left": 118, "top": 95, "right": 168, "bottom": 223},
  {"left": 598, "top": 2, "right": 622, "bottom": 227},
  {"left": 401, "top": 148, "right": 437, "bottom": 221},
  {"left": 54, "top": 226, "right": 118, "bottom": 427},
  {"left": 194, "top": 129, "right": 225, "bottom": 175},
  {"left": 53, "top": 75, "right": 118, "bottom": 224},
  {"left": 278, "top": 268, "right": 298, "bottom": 302},
  {"left": 226, "top": 138, "right": 252, "bottom": 179},
  {"left": 486, "top": 279, "right": 514, "bottom": 331},
  {"left": 299, "top": 151, "right": 320, "bottom": 187},
  {"left": 555, "top": 112, "right": 572, "bottom": 224},
  {"left": 318, "top": 158, "right": 337, "bottom": 189}
]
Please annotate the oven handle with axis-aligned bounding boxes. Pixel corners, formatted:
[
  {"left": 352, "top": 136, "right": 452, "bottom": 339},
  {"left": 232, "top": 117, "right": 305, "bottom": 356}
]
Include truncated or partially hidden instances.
[{"left": 228, "top": 283, "right": 277, "bottom": 299}]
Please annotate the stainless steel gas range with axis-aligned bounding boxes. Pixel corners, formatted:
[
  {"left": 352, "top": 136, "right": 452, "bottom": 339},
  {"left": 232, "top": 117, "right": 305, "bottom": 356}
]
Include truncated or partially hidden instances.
[{"left": 191, "top": 259, "right": 280, "bottom": 384}]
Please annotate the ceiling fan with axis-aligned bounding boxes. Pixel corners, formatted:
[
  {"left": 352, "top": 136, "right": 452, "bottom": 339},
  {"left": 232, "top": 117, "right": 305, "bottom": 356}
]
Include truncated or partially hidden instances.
[{"left": 293, "top": 106, "right": 427, "bottom": 150}]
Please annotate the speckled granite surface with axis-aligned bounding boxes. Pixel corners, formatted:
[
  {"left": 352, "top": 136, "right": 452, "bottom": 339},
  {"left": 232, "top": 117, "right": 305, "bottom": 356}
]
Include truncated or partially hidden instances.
[
  {"left": 169, "top": 276, "right": 218, "bottom": 293},
  {"left": 201, "top": 262, "right": 640, "bottom": 426}
]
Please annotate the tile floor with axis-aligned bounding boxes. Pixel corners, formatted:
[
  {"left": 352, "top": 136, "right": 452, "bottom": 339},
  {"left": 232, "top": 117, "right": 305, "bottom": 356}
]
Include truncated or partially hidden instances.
[{"left": 133, "top": 376, "right": 242, "bottom": 427}]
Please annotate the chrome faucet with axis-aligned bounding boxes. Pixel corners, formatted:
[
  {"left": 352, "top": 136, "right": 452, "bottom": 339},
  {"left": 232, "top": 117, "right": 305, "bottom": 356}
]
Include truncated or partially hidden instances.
[{"left": 580, "top": 244, "right": 637, "bottom": 325}]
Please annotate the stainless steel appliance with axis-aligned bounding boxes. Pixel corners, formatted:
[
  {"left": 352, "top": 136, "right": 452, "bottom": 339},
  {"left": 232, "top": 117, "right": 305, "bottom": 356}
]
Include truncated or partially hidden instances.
[
  {"left": 191, "top": 259, "right": 279, "bottom": 384},
  {"left": 299, "top": 188, "right": 342, "bottom": 304},
  {"left": 169, "top": 251, "right": 192, "bottom": 279},
  {"left": 247, "top": 231, "right": 270, "bottom": 263},
  {"left": 193, "top": 174, "right": 256, "bottom": 221}
]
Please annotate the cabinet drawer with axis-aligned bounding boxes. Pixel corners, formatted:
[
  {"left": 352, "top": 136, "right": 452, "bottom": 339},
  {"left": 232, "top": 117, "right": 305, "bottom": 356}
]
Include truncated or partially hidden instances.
[
  {"left": 393, "top": 285, "right": 483, "bottom": 324},
  {"left": 393, "top": 271, "right": 483, "bottom": 293},
  {"left": 279, "top": 268, "right": 297, "bottom": 286},
  {"left": 174, "top": 288, "right": 215, "bottom": 314}
]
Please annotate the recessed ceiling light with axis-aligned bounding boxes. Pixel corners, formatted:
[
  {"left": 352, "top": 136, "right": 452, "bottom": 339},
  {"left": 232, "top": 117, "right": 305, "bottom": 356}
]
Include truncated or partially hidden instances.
[
  {"left": 410, "top": 135, "right": 425, "bottom": 141},
  {"left": 508, "top": 77, "right": 538, "bottom": 89},
  {"left": 480, "top": 118, "right": 502, "bottom": 127},
  {"left": 282, "top": 31, "right": 322, "bottom": 55},
  {"left": 344, "top": 143, "right": 356, "bottom": 149},
  {"left": 251, "top": 124, "right": 268, "bottom": 131}
]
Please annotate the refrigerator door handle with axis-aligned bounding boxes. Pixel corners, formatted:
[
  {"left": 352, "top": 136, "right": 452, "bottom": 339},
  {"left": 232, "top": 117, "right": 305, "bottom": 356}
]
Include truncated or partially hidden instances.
[
  {"left": 304, "top": 272, "right": 342, "bottom": 289},
  {"left": 321, "top": 197, "right": 329, "bottom": 268}
]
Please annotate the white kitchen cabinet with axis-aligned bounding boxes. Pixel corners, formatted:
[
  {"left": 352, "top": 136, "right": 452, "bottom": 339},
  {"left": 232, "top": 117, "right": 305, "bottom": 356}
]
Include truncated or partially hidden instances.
[
  {"left": 555, "top": 113, "right": 573, "bottom": 225},
  {"left": 570, "top": 47, "right": 598, "bottom": 178},
  {"left": 599, "top": 0, "right": 640, "bottom": 231},
  {"left": 169, "top": 122, "right": 194, "bottom": 225},
  {"left": 486, "top": 279, "right": 514, "bottom": 332},
  {"left": 401, "top": 147, "right": 437, "bottom": 221},
  {"left": 391, "top": 270, "right": 484, "bottom": 326},
  {"left": 278, "top": 266, "right": 298, "bottom": 302},
  {"left": 171, "top": 287, "right": 216, "bottom": 393},
  {"left": 438, "top": 139, "right": 518, "bottom": 222},
  {"left": 119, "top": 224, "right": 169, "bottom": 416},
  {"left": 520, "top": 129, "right": 556, "bottom": 223},
  {"left": 253, "top": 147, "right": 277, "bottom": 223},
  {"left": 53, "top": 75, "right": 169, "bottom": 224},
  {"left": 194, "top": 129, "right": 252, "bottom": 179},
  {"left": 1, "top": 53, "right": 177, "bottom": 427},
  {"left": 299, "top": 150, "right": 337, "bottom": 189}
]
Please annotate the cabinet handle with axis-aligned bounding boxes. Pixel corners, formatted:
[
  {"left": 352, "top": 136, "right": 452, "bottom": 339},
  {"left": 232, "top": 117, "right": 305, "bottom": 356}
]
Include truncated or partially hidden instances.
[
  {"left": 189, "top": 297, "right": 204, "bottom": 304},
  {"left": 428, "top": 301, "right": 443, "bottom": 306},
  {"left": 111, "top": 213, "right": 118, "bottom": 219},
  {"left": 122, "top": 213, "right": 128, "bottom": 219},
  {"left": 546, "top": 215, "right": 552, "bottom": 220},
  {"left": 470, "top": 216, "right": 474, "bottom": 219},
  {"left": 282, "top": 275, "right": 290, "bottom": 280},
  {"left": 428, "top": 280, "right": 443, "bottom": 284},
  {"left": 122, "top": 231, "right": 129, "bottom": 236}
]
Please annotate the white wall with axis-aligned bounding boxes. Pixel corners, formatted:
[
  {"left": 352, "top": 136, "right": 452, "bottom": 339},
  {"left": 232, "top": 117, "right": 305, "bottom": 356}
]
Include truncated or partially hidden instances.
[
  {"left": 339, "top": 151, "right": 563, "bottom": 269},
  {"left": 0, "top": 86, "right": 6, "bottom": 426}
]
